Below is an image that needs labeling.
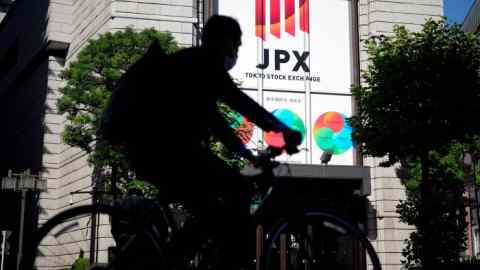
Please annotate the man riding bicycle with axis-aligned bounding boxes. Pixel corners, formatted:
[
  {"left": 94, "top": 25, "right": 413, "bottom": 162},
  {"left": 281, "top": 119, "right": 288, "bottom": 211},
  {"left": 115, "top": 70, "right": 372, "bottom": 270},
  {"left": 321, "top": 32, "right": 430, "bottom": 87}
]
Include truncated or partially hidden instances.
[{"left": 104, "top": 15, "right": 301, "bottom": 270}]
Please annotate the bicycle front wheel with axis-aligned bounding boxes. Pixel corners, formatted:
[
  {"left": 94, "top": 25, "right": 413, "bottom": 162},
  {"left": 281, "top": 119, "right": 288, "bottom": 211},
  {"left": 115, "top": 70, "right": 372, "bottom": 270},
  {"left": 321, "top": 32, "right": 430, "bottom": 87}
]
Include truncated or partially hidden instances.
[
  {"left": 21, "top": 204, "right": 148, "bottom": 270},
  {"left": 263, "top": 212, "right": 381, "bottom": 270}
]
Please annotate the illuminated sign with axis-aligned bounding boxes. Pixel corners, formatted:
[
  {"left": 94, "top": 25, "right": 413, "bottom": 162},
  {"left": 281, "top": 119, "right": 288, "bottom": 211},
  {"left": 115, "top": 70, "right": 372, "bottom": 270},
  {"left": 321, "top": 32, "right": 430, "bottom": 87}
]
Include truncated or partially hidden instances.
[
  {"left": 218, "top": 0, "right": 352, "bottom": 93},
  {"left": 218, "top": 1, "right": 355, "bottom": 165}
]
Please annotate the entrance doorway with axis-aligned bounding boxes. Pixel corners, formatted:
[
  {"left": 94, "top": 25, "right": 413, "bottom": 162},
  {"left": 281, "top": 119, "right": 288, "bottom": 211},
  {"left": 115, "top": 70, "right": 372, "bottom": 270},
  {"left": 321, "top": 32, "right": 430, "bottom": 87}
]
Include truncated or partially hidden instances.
[{"left": 255, "top": 178, "right": 369, "bottom": 270}]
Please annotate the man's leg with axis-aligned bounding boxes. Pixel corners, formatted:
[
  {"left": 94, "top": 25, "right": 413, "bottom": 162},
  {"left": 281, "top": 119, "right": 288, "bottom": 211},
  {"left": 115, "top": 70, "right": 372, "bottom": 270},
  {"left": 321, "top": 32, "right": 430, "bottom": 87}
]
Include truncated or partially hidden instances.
[
  {"left": 206, "top": 162, "right": 253, "bottom": 270},
  {"left": 174, "top": 155, "right": 253, "bottom": 270}
]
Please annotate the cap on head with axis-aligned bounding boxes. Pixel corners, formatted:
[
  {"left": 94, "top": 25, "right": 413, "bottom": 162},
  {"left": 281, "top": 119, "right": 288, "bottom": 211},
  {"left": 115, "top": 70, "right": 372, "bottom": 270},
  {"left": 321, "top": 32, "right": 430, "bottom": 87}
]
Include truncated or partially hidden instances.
[{"left": 201, "top": 15, "right": 242, "bottom": 47}]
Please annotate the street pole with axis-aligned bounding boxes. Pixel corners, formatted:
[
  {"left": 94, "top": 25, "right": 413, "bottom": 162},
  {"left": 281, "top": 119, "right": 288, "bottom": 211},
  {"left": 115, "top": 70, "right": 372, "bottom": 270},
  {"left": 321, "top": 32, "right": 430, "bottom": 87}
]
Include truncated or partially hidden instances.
[
  {"left": 2, "top": 170, "right": 46, "bottom": 270},
  {"left": 70, "top": 188, "right": 100, "bottom": 264},
  {"left": 90, "top": 185, "right": 97, "bottom": 265},
  {"left": 15, "top": 189, "right": 26, "bottom": 270},
  {"left": 1, "top": 231, "right": 6, "bottom": 270},
  {"left": 473, "top": 157, "right": 480, "bottom": 255},
  {"left": 464, "top": 152, "right": 480, "bottom": 255},
  {"left": 349, "top": 0, "right": 363, "bottom": 167}
]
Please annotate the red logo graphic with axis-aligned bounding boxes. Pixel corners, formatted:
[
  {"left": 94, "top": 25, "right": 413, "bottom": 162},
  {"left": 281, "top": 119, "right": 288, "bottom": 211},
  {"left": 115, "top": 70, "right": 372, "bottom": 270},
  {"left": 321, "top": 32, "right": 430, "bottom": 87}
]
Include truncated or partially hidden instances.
[{"left": 256, "top": 0, "right": 310, "bottom": 40}]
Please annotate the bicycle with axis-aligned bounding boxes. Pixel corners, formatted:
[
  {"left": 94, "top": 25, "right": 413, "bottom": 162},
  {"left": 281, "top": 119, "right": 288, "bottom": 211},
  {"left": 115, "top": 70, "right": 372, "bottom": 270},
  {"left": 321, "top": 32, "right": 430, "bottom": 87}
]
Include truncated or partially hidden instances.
[{"left": 21, "top": 146, "right": 381, "bottom": 270}]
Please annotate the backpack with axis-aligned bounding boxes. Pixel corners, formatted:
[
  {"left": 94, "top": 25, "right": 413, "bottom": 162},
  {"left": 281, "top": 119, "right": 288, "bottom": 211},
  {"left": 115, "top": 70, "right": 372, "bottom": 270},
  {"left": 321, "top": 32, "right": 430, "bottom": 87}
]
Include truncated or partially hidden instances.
[{"left": 101, "top": 40, "right": 169, "bottom": 146}]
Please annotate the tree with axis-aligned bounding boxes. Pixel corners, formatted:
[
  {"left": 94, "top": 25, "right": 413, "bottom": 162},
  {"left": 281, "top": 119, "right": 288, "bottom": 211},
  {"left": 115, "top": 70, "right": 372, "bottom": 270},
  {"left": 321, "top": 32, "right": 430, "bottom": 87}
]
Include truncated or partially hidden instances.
[
  {"left": 58, "top": 28, "right": 179, "bottom": 196},
  {"left": 350, "top": 20, "right": 480, "bottom": 268},
  {"left": 58, "top": 28, "right": 251, "bottom": 197},
  {"left": 396, "top": 144, "right": 467, "bottom": 269}
]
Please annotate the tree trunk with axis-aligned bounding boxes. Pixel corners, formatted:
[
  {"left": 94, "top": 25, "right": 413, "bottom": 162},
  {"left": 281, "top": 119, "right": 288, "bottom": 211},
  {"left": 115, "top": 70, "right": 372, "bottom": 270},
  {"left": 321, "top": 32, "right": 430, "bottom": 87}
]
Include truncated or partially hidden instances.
[{"left": 419, "top": 150, "right": 435, "bottom": 268}]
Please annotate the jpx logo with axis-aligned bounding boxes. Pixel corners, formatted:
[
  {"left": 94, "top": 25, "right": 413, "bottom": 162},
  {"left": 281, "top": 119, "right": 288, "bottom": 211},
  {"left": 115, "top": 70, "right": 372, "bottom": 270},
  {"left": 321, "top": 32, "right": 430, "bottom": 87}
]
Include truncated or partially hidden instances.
[
  {"left": 255, "top": 0, "right": 311, "bottom": 72},
  {"left": 257, "top": 49, "right": 310, "bottom": 72},
  {"left": 255, "top": 0, "right": 310, "bottom": 40}
]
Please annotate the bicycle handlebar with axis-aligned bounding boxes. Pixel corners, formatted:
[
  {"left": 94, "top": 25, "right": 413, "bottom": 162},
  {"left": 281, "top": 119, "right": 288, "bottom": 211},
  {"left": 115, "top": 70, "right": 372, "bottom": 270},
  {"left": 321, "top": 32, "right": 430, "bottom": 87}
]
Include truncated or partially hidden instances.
[{"left": 253, "top": 145, "right": 295, "bottom": 171}]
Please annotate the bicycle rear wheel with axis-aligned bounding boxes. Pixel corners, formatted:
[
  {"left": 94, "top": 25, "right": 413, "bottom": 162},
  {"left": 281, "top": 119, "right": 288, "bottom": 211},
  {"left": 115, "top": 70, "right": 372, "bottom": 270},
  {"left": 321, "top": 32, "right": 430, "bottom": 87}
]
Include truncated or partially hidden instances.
[
  {"left": 21, "top": 204, "right": 167, "bottom": 270},
  {"left": 263, "top": 212, "right": 381, "bottom": 270}
]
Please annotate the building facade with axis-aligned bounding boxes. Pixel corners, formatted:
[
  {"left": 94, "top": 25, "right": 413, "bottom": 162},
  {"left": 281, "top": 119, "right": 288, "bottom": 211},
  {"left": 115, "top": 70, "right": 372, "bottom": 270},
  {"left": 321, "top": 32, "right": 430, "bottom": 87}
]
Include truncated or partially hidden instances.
[
  {"left": 0, "top": 1, "right": 442, "bottom": 269},
  {"left": 463, "top": 0, "right": 480, "bottom": 257}
]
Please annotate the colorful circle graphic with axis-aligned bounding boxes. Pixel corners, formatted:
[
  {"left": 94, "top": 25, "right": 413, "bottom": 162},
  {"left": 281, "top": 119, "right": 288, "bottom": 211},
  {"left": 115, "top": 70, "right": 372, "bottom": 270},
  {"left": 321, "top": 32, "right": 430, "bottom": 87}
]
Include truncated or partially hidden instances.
[
  {"left": 314, "top": 112, "right": 352, "bottom": 155},
  {"left": 229, "top": 112, "right": 254, "bottom": 144},
  {"left": 264, "top": 109, "right": 306, "bottom": 148}
]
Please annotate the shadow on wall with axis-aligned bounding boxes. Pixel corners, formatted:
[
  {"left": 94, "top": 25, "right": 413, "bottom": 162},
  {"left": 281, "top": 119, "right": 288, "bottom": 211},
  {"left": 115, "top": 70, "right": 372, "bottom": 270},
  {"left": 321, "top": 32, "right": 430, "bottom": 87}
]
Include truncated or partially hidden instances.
[
  {"left": 0, "top": 0, "right": 51, "bottom": 177},
  {"left": 0, "top": 0, "right": 52, "bottom": 268}
]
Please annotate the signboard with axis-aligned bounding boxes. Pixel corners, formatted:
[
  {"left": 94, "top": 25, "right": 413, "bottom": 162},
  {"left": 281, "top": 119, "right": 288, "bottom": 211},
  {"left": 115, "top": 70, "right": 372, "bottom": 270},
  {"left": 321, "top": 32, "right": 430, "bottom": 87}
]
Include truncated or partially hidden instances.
[
  {"left": 310, "top": 94, "right": 353, "bottom": 165},
  {"left": 218, "top": 0, "right": 352, "bottom": 93},
  {"left": 230, "top": 91, "right": 354, "bottom": 165},
  {"left": 218, "top": 1, "right": 355, "bottom": 166},
  {"left": 263, "top": 91, "right": 307, "bottom": 163}
]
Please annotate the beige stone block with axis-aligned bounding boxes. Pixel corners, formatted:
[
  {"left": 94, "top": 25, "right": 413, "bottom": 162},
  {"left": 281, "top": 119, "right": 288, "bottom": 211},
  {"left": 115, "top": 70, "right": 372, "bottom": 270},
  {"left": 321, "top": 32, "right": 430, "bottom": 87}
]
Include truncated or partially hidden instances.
[
  {"left": 44, "top": 133, "right": 62, "bottom": 144},
  {"left": 377, "top": 228, "right": 412, "bottom": 241},
  {"left": 380, "top": 200, "right": 400, "bottom": 213},
  {"left": 384, "top": 188, "right": 407, "bottom": 201},
  {"left": 359, "top": 3, "right": 369, "bottom": 14},
  {"left": 371, "top": 1, "right": 443, "bottom": 15},
  {"left": 384, "top": 240, "right": 405, "bottom": 253},
  {"left": 136, "top": 3, "right": 156, "bottom": 15},
  {"left": 50, "top": 11, "right": 72, "bottom": 24},
  {"left": 359, "top": 14, "right": 369, "bottom": 26},
  {"left": 374, "top": 177, "right": 404, "bottom": 190},
  {"left": 60, "top": 166, "right": 92, "bottom": 188},
  {"left": 98, "top": 235, "right": 115, "bottom": 251},
  {"left": 44, "top": 123, "right": 63, "bottom": 135},
  {"left": 379, "top": 264, "right": 403, "bottom": 270},
  {"left": 114, "top": 1, "right": 139, "bottom": 13},
  {"left": 369, "top": 21, "right": 424, "bottom": 34},
  {"left": 380, "top": 252, "right": 403, "bottom": 266},
  {"left": 359, "top": 24, "right": 370, "bottom": 37},
  {"left": 60, "top": 162, "right": 90, "bottom": 181},
  {"left": 43, "top": 153, "right": 61, "bottom": 164},
  {"left": 45, "top": 99, "right": 59, "bottom": 113},
  {"left": 377, "top": 0, "right": 442, "bottom": 6},
  {"left": 42, "top": 166, "right": 61, "bottom": 180},
  {"left": 369, "top": 11, "right": 436, "bottom": 26},
  {"left": 39, "top": 197, "right": 59, "bottom": 212},
  {"left": 371, "top": 165, "right": 398, "bottom": 179}
]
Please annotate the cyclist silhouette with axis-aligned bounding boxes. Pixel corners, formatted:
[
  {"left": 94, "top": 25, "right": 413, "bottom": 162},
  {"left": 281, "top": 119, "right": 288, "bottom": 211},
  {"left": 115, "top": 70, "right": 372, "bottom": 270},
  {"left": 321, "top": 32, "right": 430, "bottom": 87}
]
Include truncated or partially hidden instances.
[{"left": 104, "top": 15, "right": 301, "bottom": 270}]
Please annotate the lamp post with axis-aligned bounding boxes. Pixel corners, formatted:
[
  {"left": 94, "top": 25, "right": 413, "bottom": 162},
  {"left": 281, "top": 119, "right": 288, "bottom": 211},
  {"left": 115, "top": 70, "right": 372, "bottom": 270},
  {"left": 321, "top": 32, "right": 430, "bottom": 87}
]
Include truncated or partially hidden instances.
[
  {"left": 1, "top": 231, "right": 5, "bottom": 270},
  {"left": 472, "top": 153, "right": 480, "bottom": 256},
  {"left": 464, "top": 152, "right": 480, "bottom": 255},
  {"left": 1, "top": 169, "right": 47, "bottom": 270},
  {"left": 1, "top": 230, "right": 11, "bottom": 270},
  {"left": 69, "top": 188, "right": 99, "bottom": 264}
]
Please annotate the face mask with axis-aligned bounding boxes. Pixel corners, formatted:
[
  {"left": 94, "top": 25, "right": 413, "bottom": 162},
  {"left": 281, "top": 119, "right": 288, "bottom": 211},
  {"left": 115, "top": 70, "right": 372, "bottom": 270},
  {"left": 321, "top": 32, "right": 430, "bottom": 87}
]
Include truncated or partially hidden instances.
[{"left": 224, "top": 55, "right": 237, "bottom": 71}]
